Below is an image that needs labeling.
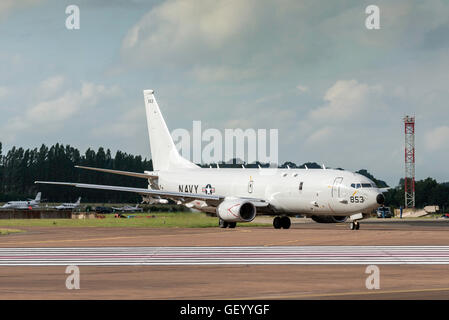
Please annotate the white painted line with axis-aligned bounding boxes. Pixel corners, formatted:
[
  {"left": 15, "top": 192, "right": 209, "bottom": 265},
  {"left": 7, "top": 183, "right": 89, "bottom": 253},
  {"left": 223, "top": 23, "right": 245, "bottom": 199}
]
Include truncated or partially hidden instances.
[{"left": 2, "top": 246, "right": 449, "bottom": 266}]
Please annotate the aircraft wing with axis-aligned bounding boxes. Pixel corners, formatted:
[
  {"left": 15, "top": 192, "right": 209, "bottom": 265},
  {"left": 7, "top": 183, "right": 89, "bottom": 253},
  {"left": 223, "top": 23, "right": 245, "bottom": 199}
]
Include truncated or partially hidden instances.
[
  {"left": 34, "top": 181, "right": 269, "bottom": 208},
  {"left": 35, "top": 181, "right": 221, "bottom": 202}
]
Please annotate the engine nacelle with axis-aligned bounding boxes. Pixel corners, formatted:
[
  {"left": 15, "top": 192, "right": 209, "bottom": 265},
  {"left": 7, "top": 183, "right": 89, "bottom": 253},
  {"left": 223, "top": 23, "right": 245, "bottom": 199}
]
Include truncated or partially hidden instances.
[
  {"left": 216, "top": 200, "right": 256, "bottom": 222},
  {"left": 311, "top": 215, "right": 348, "bottom": 223}
]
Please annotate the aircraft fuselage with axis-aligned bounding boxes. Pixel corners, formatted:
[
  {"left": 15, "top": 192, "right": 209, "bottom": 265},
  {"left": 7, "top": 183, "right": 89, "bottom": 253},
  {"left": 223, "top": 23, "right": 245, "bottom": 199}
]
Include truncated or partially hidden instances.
[{"left": 153, "top": 168, "right": 381, "bottom": 216}]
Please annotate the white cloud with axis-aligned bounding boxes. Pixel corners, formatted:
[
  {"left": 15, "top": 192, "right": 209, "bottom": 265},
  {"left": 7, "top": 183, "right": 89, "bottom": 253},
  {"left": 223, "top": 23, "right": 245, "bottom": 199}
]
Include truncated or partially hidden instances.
[
  {"left": 0, "top": 0, "right": 43, "bottom": 20},
  {"left": 37, "top": 75, "right": 65, "bottom": 99},
  {"left": 223, "top": 118, "right": 254, "bottom": 129},
  {"left": 0, "top": 86, "right": 10, "bottom": 99},
  {"left": 120, "top": 0, "right": 267, "bottom": 73},
  {"left": 308, "top": 80, "right": 383, "bottom": 123},
  {"left": 192, "top": 65, "right": 260, "bottom": 82},
  {"left": 296, "top": 79, "right": 395, "bottom": 173},
  {"left": 122, "top": 0, "right": 257, "bottom": 54},
  {"left": 118, "top": 0, "right": 449, "bottom": 86},
  {"left": 305, "top": 126, "right": 333, "bottom": 145},
  {"left": 0, "top": 82, "right": 121, "bottom": 143},
  {"left": 91, "top": 106, "right": 144, "bottom": 139},
  {"left": 296, "top": 85, "right": 309, "bottom": 93},
  {"left": 425, "top": 126, "right": 449, "bottom": 151}
]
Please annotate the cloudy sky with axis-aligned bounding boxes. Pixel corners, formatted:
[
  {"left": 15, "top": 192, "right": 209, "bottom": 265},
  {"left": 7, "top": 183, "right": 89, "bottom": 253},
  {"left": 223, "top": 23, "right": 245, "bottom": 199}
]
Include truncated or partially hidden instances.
[{"left": 0, "top": 0, "right": 448, "bottom": 186}]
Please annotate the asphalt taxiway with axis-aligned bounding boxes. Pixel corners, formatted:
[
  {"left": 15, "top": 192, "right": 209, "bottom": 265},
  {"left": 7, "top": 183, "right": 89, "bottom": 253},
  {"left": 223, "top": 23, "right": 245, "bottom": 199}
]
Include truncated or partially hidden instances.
[{"left": 1, "top": 219, "right": 449, "bottom": 299}]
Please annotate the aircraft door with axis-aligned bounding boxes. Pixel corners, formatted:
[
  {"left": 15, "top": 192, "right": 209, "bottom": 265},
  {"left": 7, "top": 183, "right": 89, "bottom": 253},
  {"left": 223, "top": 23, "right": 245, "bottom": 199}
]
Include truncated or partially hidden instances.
[
  {"left": 332, "top": 177, "right": 343, "bottom": 198},
  {"left": 248, "top": 179, "right": 254, "bottom": 194}
]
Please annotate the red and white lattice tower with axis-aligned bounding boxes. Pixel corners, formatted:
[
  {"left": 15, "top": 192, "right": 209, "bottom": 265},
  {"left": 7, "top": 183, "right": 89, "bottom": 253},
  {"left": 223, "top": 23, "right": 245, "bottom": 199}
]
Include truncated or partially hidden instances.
[{"left": 404, "top": 116, "right": 415, "bottom": 208}]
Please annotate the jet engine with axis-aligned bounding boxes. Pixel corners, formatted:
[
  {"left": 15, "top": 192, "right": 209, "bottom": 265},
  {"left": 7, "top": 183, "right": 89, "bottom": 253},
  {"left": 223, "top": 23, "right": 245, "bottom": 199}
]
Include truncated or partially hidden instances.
[
  {"left": 311, "top": 215, "right": 348, "bottom": 223},
  {"left": 216, "top": 200, "right": 256, "bottom": 222}
]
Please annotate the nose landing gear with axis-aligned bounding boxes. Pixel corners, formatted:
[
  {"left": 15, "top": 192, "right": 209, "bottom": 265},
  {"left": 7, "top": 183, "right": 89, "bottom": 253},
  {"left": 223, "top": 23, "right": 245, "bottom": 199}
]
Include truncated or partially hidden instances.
[{"left": 273, "top": 216, "right": 291, "bottom": 229}]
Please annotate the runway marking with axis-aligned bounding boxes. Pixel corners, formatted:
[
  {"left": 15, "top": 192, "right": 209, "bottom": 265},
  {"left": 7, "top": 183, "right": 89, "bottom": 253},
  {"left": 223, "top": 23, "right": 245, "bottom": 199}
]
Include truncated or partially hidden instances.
[
  {"left": 1, "top": 231, "right": 219, "bottom": 245},
  {"left": 1, "top": 229, "right": 240, "bottom": 246},
  {"left": 3, "top": 246, "right": 449, "bottom": 266},
  {"left": 264, "top": 240, "right": 302, "bottom": 246},
  {"left": 242, "top": 286, "right": 449, "bottom": 299},
  {"left": 1, "top": 235, "right": 155, "bottom": 245}
]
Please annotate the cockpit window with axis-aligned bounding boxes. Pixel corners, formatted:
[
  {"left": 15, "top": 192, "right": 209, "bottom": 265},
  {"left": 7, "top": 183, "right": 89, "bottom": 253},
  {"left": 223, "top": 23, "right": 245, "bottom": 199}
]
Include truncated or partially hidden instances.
[
  {"left": 352, "top": 183, "right": 375, "bottom": 188},
  {"left": 361, "top": 183, "right": 372, "bottom": 188}
]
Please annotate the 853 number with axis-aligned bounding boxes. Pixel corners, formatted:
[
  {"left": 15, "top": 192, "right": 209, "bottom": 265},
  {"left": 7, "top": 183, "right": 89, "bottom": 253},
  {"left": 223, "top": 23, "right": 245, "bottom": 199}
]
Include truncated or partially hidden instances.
[{"left": 350, "top": 196, "right": 365, "bottom": 203}]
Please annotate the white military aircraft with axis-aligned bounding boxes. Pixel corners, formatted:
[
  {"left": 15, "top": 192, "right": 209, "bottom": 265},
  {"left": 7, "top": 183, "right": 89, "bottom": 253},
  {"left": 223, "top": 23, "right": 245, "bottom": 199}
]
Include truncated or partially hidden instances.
[
  {"left": 51, "top": 197, "right": 81, "bottom": 210},
  {"left": 1, "top": 192, "right": 42, "bottom": 210},
  {"left": 36, "top": 90, "right": 385, "bottom": 230}
]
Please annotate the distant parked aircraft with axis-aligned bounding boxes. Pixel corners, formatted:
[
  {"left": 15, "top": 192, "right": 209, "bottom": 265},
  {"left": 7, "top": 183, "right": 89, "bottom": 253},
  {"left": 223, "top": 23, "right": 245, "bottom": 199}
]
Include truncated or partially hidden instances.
[
  {"left": 112, "top": 203, "right": 144, "bottom": 213},
  {"left": 1, "top": 192, "right": 42, "bottom": 210},
  {"left": 51, "top": 197, "right": 81, "bottom": 210},
  {"left": 143, "top": 196, "right": 169, "bottom": 205}
]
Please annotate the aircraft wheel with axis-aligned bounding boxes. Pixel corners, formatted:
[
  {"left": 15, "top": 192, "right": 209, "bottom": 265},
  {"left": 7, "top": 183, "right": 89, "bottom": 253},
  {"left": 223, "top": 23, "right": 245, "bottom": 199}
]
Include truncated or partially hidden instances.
[
  {"left": 273, "top": 216, "right": 282, "bottom": 229},
  {"left": 281, "top": 216, "right": 291, "bottom": 229},
  {"left": 219, "top": 219, "right": 229, "bottom": 228},
  {"left": 355, "top": 222, "right": 360, "bottom": 230},
  {"left": 228, "top": 222, "right": 237, "bottom": 228},
  {"left": 349, "top": 222, "right": 356, "bottom": 230}
]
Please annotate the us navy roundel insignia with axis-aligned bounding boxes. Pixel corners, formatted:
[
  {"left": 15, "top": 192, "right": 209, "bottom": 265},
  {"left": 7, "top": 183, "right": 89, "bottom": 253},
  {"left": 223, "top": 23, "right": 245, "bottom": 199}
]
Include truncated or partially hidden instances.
[{"left": 202, "top": 184, "right": 215, "bottom": 195}]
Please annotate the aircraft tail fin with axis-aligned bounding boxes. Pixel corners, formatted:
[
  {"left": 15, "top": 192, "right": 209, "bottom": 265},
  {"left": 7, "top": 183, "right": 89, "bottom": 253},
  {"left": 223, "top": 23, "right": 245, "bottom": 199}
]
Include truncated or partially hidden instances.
[
  {"left": 76, "top": 197, "right": 81, "bottom": 204},
  {"left": 143, "top": 90, "right": 198, "bottom": 171},
  {"left": 35, "top": 192, "right": 42, "bottom": 202}
]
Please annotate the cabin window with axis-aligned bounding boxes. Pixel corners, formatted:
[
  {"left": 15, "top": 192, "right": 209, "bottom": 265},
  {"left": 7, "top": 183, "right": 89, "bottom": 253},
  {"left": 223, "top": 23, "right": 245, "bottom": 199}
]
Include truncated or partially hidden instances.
[{"left": 299, "top": 182, "right": 303, "bottom": 191}]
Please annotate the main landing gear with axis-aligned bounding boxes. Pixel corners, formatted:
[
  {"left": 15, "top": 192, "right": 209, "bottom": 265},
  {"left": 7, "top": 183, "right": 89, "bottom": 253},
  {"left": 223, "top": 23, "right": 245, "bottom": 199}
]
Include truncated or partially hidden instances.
[
  {"left": 349, "top": 221, "right": 360, "bottom": 230},
  {"left": 273, "top": 216, "right": 291, "bottom": 229},
  {"left": 219, "top": 219, "right": 236, "bottom": 228}
]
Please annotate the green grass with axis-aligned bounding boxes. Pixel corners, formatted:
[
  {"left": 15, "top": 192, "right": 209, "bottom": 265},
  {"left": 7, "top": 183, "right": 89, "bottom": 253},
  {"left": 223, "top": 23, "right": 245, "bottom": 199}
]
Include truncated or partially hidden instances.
[
  {"left": 0, "top": 212, "right": 269, "bottom": 228},
  {"left": 0, "top": 228, "right": 24, "bottom": 235}
]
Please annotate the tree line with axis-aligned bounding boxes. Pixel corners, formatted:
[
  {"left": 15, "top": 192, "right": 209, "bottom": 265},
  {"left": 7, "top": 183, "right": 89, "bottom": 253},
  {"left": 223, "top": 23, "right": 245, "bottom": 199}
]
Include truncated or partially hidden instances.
[
  {"left": 0, "top": 142, "right": 448, "bottom": 209},
  {"left": 0, "top": 142, "right": 152, "bottom": 203},
  {"left": 384, "top": 178, "right": 449, "bottom": 210}
]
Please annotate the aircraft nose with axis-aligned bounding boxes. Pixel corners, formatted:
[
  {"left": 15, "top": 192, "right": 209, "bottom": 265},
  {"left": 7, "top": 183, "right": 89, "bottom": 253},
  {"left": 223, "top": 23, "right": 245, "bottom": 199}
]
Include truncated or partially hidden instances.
[{"left": 376, "top": 193, "right": 385, "bottom": 205}]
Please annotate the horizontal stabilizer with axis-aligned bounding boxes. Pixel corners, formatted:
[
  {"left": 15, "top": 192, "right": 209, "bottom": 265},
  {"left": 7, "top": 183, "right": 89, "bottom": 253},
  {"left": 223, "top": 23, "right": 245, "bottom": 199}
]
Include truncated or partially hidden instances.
[{"left": 75, "top": 166, "right": 156, "bottom": 179}]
